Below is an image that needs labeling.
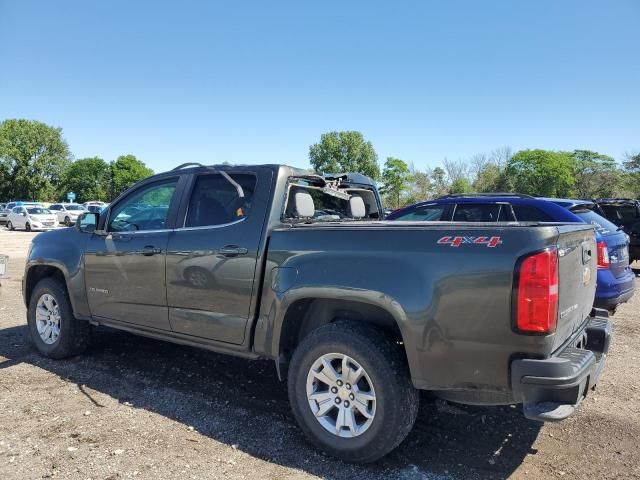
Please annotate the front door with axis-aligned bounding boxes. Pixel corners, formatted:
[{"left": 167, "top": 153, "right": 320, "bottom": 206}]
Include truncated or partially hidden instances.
[
  {"left": 84, "top": 177, "right": 180, "bottom": 330},
  {"left": 165, "top": 171, "right": 270, "bottom": 344}
]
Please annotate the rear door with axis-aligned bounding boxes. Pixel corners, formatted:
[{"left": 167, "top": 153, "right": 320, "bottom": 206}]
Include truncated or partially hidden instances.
[
  {"left": 554, "top": 225, "right": 598, "bottom": 350},
  {"left": 165, "top": 169, "right": 272, "bottom": 345}
]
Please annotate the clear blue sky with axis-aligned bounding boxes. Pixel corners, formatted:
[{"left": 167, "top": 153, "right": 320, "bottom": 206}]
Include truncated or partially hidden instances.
[{"left": 1, "top": 0, "right": 638, "bottom": 173}]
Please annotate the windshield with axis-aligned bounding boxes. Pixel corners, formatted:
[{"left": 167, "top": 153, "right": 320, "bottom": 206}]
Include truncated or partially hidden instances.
[
  {"left": 67, "top": 205, "right": 86, "bottom": 211},
  {"left": 570, "top": 207, "right": 619, "bottom": 235},
  {"left": 27, "top": 207, "right": 51, "bottom": 215}
]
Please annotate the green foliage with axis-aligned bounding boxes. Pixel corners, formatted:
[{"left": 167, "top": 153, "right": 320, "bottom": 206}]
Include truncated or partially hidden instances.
[
  {"left": 380, "top": 157, "right": 411, "bottom": 209},
  {"left": 472, "top": 163, "right": 503, "bottom": 193},
  {"left": 449, "top": 177, "right": 473, "bottom": 194},
  {"left": 623, "top": 152, "right": 640, "bottom": 198},
  {"left": 504, "top": 149, "right": 576, "bottom": 197},
  {"left": 571, "top": 150, "right": 620, "bottom": 198},
  {"left": 309, "top": 131, "right": 380, "bottom": 179},
  {"left": 430, "top": 167, "right": 448, "bottom": 197},
  {"left": 108, "top": 155, "right": 154, "bottom": 199},
  {"left": 61, "top": 157, "right": 109, "bottom": 202},
  {"left": 0, "top": 119, "right": 71, "bottom": 201}
]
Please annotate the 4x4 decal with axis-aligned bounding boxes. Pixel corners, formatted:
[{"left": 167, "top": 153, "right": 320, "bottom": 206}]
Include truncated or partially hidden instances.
[{"left": 437, "top": 235, "right": 503, "bottom": 248}]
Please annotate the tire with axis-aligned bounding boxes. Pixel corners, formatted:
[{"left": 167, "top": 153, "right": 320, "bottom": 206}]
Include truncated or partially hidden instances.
[
  {"left": 7, "top": 221, "right": 14, "bottom": 231},
  {"left": 288, "top": 321, "right": 419, "bottom": 463},
  {"left": 27, "top": 277, "right": 91, "bottom": 359},
  {"left": 25, "top": 222, "right": 31, "bottom": 232},
  {"left": 64, "top": 216, "right": 71, "bottom": 226}
]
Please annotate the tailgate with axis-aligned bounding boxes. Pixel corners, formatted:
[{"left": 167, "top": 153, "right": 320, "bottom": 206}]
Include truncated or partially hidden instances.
[{"left": 553, "top": 225, "right": 597, "bottom": 351}]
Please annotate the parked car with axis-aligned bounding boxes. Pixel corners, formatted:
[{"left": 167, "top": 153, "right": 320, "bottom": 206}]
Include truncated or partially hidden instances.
[
  {"left": 48, "top": 203, "right": 87, "bottom": 226},
  {"left": 83, "top": 201, "right": 107, "bottom": 214},
  {"left": 594, "top": 198, "right": 640, "bottom": 264},
  {"left": 387, "top": 194, "right": 635, "bottom": 313},
  {"left": 543, "top": 198, "right": 635, "bottom": 312},
  {"left": 23, "top": 166, "right": 609, "bottom": 463},
  {"left": 6, "top": 205, "right": 58, "bottom": 231},
  {"left": 0, "top": 201, "right": 43, "bottom": 225}
]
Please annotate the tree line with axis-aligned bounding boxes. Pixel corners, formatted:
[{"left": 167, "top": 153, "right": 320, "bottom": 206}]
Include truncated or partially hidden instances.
[
  {"left": 309, "top": 131, "right": 640, "bottom": 209},
  {"left": 0, "top": 119, "right": 153, "bottom": 203},
  {"left": 2, "top": 120, "right": 638, "bottom": 209}
]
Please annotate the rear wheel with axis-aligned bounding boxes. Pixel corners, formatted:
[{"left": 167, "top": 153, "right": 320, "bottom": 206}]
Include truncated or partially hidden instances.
[
  {"left": 288, "top": 322, "right": 419, "bottom": 463},
  {"left": 27, "top": 277, "right": 91, "bottom": 359},
  {"left": 64, "top": 216, "right": 71, "bottom": 226},
  {"left": 7, "top": 221, "right": 14, "bottom": 231}
]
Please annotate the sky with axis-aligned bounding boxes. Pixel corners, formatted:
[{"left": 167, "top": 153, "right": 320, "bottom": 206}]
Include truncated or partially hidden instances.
[{"left": 1, "top": 1, "right": 639, "bottom": 173}]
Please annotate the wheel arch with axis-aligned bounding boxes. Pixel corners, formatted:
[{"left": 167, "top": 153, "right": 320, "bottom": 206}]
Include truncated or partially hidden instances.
[{"left": 273, "top": 290, "right": 411, "bottom": 380}]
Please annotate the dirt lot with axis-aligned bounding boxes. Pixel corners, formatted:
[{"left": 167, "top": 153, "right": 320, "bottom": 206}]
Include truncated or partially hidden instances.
[{"left": 0, "top": 229, "right": 639, "bottom": 480}]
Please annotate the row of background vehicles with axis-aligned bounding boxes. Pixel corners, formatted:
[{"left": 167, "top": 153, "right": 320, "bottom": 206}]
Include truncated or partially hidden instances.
[
  {"left": 0, "top": 201, "right": 109, "bottom": 230},
  {"left": 387, "top": 194, "right": 638, "bottom": 313}
]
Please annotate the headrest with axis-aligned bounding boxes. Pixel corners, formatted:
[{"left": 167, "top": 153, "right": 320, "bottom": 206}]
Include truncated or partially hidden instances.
[
  {"left": 349, "top": 196, "right": 366, "bottom": 218},
  {"left": 293, "top": 189, "right": 315, "bottom": 218}
]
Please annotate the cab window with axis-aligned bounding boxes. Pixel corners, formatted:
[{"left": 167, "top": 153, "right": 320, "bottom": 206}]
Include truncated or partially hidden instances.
[
  {"left": 108, "top": 178, "right": 178, "bottom": 232},
  {"left": 184, "top": 173, "right": 256, "bottom": 227}
]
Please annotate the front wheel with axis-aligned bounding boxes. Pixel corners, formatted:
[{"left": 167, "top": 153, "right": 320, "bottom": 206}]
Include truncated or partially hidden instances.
[
  {"left": 27, "top": 277, "right": 91, "bottom": 359},
  {"left": 7, "top": 221, "right": 14, "bottom": 231},
  {"left": 288, "top": 322, "right": 419, "bottom": 463},
  {"left": 64, "top": 216, "right": 71, "bottom": 226},
  {"left": 25, "top": 222, "right": 31, "bottom": 232}
]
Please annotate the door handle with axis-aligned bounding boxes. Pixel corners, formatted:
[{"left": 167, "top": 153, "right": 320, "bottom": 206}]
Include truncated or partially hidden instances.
[
  {"left": 218, "top": 245, "right": 248, "bottom": 257},
  {"left": 142, "top": 245, "right": 162, "bottom": 256}
]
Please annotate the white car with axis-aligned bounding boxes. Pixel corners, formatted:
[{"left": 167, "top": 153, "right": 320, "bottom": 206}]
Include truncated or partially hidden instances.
[
  {"left": 49, "top": 203, "right": 87, "bottom": 226},
  {"left": 6, "top": 206, "right": 58, "bottom": 231}
]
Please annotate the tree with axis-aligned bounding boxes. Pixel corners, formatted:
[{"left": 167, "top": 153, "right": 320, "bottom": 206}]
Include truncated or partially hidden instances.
[
  {"left": 430, "top": 167, "right": 448, "bottom": 197},
  {"left": 0, "top": 119, "right": 72, "bottom": 201},
  {"left": 473, "top": 163, "right": 503, "bottom": 192},
  {"left": 449, "top": 177, "right": 473, "bottom": 194},
  {"left": 380, "top": 157, "right": 411, "bottom": 209},
  {"left": 309, "top": 131, "right": 380, "bottom": 179},
  {"left": 404, "top": 165, "right": 433, "bottom": 205},
  {"left": 61, "top": 157, "right": 110, "bottom": 202},
  {"left": 108, "top": 155, "right": 153, "bottom": 199},
  {"left": 504, "top": 149, "right": 576, "bottom": 197},
  {"left": 623, "top": 151, "right": 640, "bottom": 197},
  {"left": 571, "top": 150, "right": 620, "bottom": 198}
]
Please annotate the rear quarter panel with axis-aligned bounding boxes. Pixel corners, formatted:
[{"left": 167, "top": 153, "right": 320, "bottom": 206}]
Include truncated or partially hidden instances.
[{"left": 256, "top": 222, "right": 596, "bottom": 398}]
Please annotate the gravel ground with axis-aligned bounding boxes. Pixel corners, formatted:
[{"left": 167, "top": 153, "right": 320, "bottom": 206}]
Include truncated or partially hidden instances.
[{"left": 0, "top": 229, "right": 639, "bottom": 479}]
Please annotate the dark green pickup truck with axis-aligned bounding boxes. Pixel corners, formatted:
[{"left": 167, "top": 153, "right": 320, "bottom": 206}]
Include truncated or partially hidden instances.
[{"left": 23, "top": 163, "right": 611, "bottom": 462}]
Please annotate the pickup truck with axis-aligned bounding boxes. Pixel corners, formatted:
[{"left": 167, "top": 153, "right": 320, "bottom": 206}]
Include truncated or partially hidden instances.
[{"left": 23, "top": 163, "right": 611, "bottom": 463}]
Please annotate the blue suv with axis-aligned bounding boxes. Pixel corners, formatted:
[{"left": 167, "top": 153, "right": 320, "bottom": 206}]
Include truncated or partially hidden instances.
[{"left": 387, "top": 194, "right": 635, "bottom": 312}]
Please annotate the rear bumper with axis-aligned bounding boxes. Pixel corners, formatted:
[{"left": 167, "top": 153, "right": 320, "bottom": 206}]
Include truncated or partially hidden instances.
[
  {"left": 594, "top": 287, "right": 634, "bottom": 310},
  {"left": 511, "top": 312, "right": 611, "bottom": 422}
]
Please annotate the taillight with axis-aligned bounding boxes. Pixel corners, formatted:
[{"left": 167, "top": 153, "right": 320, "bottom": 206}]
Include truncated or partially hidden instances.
[
  {"left": 516, "top": 248, "right": 559, "bottom": 334},
  {"left": 596, "top": 241, "right": 610, "bottom": 269}
]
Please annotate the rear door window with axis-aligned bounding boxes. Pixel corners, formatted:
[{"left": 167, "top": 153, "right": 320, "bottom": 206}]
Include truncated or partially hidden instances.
[
  {"left": 452, "top": 204, "right": 511, "bottom": 222},
  {"left": 393, "top": 205, "right": 447, "bottom": 221},
  {"left": 184, "top": 173, "right": 256, "bottom": 227},
  {"left": 512, "top": 205, "right": 554, "bottom": 222}
]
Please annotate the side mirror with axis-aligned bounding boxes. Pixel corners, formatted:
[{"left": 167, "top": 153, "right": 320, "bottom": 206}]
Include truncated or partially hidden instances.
[
  {"left": 76, "top": 212, "right": 98, "bottom": 233},
  {"left": 21, "top": 212, "right": 27, "bottom": 217}
]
